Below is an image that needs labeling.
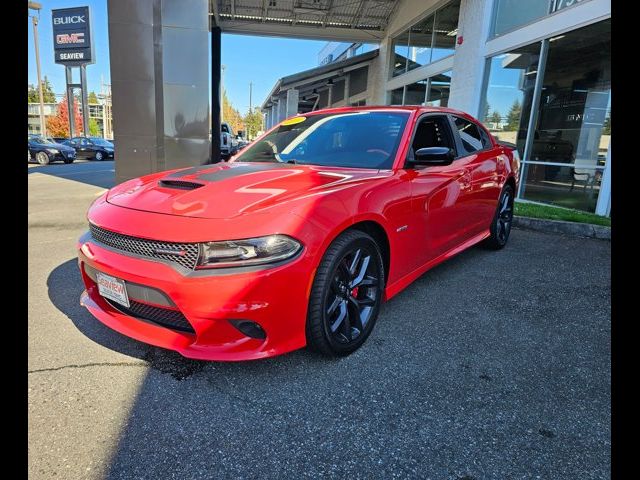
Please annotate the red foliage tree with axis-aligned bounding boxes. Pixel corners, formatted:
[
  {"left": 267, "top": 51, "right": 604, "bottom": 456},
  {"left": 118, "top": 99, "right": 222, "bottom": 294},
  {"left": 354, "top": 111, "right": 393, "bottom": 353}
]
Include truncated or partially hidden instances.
[{"left": 46, "top": 96, "right": 84, "bottom": 137}]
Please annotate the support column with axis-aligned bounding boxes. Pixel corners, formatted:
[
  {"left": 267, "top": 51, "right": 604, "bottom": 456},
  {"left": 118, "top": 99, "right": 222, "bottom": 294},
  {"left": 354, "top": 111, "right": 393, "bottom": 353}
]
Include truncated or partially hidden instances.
[
  {"left": 80, "top": 65, "right": 89, "bottom": 136},
  {"left": 65, "top": 67, "right": 75, "bottom": 138},
  {"left": 108, "top": 0, "right": 210, "bottom": 184},
  {"left": 211, "top": 26, "right": 221, "bottom": 163},
  {"left": 447, "top": 0, "right": 495, "bottom": 116},
  {"left": 285, "top": 89, "right": 299, "bottom": 118},
  {"left": 277, "top": 97, "right": 286, "bottom": 122},
  {"left": 369, "top": 36, "right": 391, "bottom": 105}
]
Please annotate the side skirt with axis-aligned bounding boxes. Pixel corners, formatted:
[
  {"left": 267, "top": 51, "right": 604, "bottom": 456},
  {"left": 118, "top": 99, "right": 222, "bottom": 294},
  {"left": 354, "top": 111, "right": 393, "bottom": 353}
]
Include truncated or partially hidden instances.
[{"left": 384, "top": 229, "right": 491, "bottom": 301}]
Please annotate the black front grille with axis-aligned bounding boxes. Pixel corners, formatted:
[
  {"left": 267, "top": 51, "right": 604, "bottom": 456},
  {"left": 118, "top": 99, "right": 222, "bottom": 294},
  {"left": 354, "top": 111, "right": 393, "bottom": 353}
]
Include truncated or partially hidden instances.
[
  {"left": 89, "top": 224, "right": 200, "bottom": 270},
  {"left": 106, "top": 299, "right": 195, "bottom": 333}
]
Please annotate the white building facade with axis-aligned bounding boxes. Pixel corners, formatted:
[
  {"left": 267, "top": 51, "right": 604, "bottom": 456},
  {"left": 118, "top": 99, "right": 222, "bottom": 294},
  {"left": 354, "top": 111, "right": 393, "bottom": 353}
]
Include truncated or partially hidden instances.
[{"left": 262, "top": 0, "right": 611, "bottom": 215}]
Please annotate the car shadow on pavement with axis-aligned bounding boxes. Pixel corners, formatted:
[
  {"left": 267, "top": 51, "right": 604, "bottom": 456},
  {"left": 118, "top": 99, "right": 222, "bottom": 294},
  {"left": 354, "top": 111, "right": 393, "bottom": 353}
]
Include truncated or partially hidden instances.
[
  {"left": 28, "top": 161, "right": 116, "bottom": 189},
  {"left": 47, "top": 259, "right": 150, "bottom": 360}
]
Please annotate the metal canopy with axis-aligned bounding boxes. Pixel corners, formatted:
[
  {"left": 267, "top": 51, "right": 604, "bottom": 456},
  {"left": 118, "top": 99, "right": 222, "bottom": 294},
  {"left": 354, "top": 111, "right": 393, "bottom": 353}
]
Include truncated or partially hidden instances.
[{"left": 210, "top": 0, "right": 399, "bottom": 42}]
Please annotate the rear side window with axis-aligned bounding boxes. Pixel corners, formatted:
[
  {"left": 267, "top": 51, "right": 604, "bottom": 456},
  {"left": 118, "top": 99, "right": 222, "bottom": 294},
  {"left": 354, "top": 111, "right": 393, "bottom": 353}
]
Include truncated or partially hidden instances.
[{"left": 453, "top": 116, "right": 489, "bottom": 154}]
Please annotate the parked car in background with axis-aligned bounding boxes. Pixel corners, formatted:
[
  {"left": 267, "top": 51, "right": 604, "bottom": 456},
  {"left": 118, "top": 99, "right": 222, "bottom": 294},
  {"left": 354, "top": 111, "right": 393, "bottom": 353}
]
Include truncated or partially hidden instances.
[
  {"left": 77, "top": 106, "right": 519, "bottom": 361},
  {"left": 43, "top": 136, "right": 69, "bottom": 144},
  {"left": 28, "top": 134, "right": 76, "bottom": 165},
  {"left": 63, "top": 137, "right": 114, "bottom": 161},
  {"left": 220, "top": 122, "right": 239, "bottom": 160}
]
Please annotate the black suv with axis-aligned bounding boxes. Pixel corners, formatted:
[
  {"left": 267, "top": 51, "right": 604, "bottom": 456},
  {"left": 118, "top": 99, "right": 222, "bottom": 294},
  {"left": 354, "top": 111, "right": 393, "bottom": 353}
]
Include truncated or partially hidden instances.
[{"left": 28, "top": 135, "right": 76, "bottom": 165}]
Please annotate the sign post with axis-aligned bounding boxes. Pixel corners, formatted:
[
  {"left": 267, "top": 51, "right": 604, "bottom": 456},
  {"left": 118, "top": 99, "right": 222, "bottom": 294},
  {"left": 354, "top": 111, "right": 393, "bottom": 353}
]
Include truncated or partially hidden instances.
[{"left": 52, "top": 6, "right": 94, "bottom": 137}]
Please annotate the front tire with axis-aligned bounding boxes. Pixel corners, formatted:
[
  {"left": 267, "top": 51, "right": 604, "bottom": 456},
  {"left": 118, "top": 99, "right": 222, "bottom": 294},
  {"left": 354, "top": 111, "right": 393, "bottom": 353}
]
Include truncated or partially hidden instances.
[
  {"left": 36, "top": 151, "right": 50, "bottom": 165},
  {"left": 94, "top": 151, "right": 104, "bottom": 161},
  {"left": 306, "top": 229, "right": 385, "bottom": 357},
  {"left": 484, "top": 184, "right": 515, "bottom": 249}
]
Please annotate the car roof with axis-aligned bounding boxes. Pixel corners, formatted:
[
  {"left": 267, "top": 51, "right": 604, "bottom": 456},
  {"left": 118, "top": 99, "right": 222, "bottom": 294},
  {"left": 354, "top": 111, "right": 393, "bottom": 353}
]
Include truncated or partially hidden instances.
[{"left": 299, "top": 105, "right": 472, "bottom": 118}]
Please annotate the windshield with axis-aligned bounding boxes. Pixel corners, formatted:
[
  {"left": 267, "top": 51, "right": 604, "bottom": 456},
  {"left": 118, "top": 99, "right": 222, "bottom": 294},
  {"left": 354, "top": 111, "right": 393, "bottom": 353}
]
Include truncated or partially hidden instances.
[
  {"left": 90, "top": 138, "right": 113, "bottom": 147},
  {"left": 29, "top": 136, "right": 54, "bottom": 145},
  {"left": 235, "top": 111, "right": 409, "bottom": 169}
]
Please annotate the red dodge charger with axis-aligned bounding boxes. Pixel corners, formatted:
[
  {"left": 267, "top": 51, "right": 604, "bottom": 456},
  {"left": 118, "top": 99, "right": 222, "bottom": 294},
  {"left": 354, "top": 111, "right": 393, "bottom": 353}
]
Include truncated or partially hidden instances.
[{"left": 77, "top": 106, "right": 519, "bottom": 361}]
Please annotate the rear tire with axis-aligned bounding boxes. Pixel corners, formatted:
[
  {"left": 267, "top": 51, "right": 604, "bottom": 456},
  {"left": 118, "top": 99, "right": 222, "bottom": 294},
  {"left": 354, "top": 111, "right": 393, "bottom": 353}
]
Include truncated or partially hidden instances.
[
  {"left": 306, "top": 229, "right": 385, "bottom": 357},
  {"left": 484, "top": 184, "right": 514, "bottom": 250}
]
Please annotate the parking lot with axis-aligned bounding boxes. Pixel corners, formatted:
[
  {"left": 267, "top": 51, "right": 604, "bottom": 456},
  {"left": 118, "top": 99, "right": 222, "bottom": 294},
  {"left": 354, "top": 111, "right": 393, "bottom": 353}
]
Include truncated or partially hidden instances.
[{"left": 28, "top": 161, "right": 610, "bottom": 479}]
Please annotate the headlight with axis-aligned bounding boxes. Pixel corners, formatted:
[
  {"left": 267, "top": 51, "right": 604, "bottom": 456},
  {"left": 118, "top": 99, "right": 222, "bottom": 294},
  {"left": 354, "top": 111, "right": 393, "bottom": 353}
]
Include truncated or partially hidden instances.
[
  {"left": 46, "top": 148, "right": 59, "bottom": 154},
  {"left": 198, "top": 234, "right": 302, "bottom": 268}
]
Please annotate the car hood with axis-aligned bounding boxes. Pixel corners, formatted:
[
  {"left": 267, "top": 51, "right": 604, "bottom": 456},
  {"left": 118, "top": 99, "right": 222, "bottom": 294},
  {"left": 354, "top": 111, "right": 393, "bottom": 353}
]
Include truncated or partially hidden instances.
[
  {"left": 106, "top": 162, "right": 387, "bottom": 219},
  {"left": 45, "top": 142, "right": 75, "bottom": 152}
]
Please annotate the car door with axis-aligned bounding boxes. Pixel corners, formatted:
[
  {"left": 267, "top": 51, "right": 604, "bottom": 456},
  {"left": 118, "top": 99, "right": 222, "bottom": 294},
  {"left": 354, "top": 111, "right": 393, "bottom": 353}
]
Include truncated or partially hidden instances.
[
  {"left": 449, "top": 114, "right": 502, "bottom": 236},
  {"left": 76, "top": 138, "right": 91, "bottom": 159},
  {"left": 400, "top": 113, "right": 474, "bottom": 270}
]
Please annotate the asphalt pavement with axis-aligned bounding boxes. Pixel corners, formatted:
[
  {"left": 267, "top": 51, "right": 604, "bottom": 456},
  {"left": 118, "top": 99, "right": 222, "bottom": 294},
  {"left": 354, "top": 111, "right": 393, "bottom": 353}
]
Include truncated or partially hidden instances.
[{"left": 28, "top": 160, "right": 610, "bottom": 479}]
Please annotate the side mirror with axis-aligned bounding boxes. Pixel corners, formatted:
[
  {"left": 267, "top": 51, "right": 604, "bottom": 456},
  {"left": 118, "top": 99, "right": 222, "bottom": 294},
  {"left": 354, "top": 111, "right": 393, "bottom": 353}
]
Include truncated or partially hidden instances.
[{"left": 411, "top": 147, "right": 454, "bottom": 166}]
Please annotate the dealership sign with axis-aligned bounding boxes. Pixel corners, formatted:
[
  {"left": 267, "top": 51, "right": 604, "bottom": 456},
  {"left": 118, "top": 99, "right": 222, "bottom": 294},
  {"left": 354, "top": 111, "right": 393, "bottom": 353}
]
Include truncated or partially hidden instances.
[{"left": 52, "top": 6, "right": 94, "bottom": 65}]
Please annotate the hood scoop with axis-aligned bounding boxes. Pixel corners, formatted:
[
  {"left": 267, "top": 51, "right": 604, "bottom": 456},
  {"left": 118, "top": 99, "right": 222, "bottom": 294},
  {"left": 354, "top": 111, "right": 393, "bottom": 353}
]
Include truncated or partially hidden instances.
[{"left": 158, "top": 179, "right": 205, "bottom": 190}]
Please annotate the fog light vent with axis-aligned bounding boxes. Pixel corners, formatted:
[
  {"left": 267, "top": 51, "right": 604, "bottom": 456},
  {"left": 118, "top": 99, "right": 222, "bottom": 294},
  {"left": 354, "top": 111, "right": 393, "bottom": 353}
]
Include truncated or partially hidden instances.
[{"left": 228, "top": 320, "right": 266, "bottom": 340}]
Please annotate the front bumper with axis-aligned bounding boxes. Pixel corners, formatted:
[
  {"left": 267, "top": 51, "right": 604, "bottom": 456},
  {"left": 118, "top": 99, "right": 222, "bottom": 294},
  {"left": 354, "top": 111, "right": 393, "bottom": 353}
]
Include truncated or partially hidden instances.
[
  {"left": 51, "top": 150, "right": 76, "bottom": 162},
  {"left": 77, "top": 232, "right": 313, "bottom": 361}
]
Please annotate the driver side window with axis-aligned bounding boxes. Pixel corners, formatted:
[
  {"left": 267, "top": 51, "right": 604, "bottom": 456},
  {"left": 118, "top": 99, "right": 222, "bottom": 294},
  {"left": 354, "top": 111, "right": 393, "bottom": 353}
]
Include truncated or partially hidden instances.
[{"left": 409, "top": 115, "right": 455, "bottom": 161}]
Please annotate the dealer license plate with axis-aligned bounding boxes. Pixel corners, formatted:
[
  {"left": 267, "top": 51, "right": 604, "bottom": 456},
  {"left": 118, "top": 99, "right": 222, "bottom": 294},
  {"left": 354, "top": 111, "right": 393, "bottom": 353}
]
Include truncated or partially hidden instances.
[{"left": 96, "top": 272, "right": 130, "bottom": 308}]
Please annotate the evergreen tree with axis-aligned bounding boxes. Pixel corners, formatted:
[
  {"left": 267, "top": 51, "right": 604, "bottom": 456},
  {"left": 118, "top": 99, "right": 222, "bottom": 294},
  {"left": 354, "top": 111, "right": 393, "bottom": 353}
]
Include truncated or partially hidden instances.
[{"left": 506, "top": 100, "right": 522, "bottom": 131}]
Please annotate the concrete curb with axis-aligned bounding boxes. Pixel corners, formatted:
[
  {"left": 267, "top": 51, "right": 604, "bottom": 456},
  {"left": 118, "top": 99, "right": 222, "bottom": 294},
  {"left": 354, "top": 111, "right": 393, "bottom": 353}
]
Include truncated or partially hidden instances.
[{"left": 513, "top": 216, "right": 611, "bottom": 240}]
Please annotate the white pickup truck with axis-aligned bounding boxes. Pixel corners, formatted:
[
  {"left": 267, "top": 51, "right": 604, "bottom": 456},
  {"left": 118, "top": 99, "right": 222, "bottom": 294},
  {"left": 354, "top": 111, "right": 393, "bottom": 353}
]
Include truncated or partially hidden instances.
[{"left": 220, "top": 122, "right": 239, "bottom": 160}]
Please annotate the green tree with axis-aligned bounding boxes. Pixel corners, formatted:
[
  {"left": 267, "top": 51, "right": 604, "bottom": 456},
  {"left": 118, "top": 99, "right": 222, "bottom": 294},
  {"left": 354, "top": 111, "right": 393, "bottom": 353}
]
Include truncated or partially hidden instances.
[
  {"left": 489, "top": 110, "right": 502, "bottom": 127},
  {"left": 88, "top": 91, "right": 99, "bottom": 103},
  {"left": 505, "top": 100, "right": 522, "bottom": 131},
  {"left": 28, "top": 76, "right": 56, "bottom": 103},
  {"left": 222, "top": 89, "right": 244, "bottom": 134},
  {"left": 243, "top": 108, "right": 263, "bottom": 139},
  {"left": 482, "top": 102, "right": 490, "bottom": 122},
  {"left": 89, "top": 118, "right": 101, "bottom": 136}
]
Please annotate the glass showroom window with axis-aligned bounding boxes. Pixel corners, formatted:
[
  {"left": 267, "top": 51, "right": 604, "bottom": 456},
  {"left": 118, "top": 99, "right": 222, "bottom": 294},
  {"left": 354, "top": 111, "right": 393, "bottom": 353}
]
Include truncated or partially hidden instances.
[
  {"left": 481, "top": 43, "right": 541, "bottom": 156},
  {"left": 431, "top": 1, "right": 460, "bottom": 63},
  {"left": 426, "top": 70, "right": 451, "bottom": 107},
  {"left": 491, "top": 0, "right": 591, "bottom": 37},
  {"left": 404, "top": 80, "right": 428, "bottom": 105},
  {"left": 391, "top": 0, "right": 460, "bottom": 77},
  {"left": 407, "top": 14, "right": 435, "bottom": 73},
  {"left": 389, "top": 71, "right": 451, "bottom": 107},
  {"left": 392, "top": 29, "right": 410, "bottom": 77},
  {"left": 520, "top": 19, "right": 610, "bottom": 213},
  {"left": 390, "top": 87, "right": 404, "bottom": 105}
]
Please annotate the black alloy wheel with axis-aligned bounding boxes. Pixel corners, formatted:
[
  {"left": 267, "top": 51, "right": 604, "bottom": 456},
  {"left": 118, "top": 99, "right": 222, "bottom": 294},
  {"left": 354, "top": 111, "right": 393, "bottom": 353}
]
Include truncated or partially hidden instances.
[
  {"left": 485, "top": 184, "right": 514, "bottom": 249},
  {"left": 307, "top": 229, "right": 384, "bottom": 356}
]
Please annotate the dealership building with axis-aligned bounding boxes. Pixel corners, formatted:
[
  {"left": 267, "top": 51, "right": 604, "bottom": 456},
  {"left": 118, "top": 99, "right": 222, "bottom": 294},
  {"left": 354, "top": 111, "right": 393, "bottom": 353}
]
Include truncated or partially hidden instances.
[{"left": 107, "top": 0, "right": 610, "bottom": 215}]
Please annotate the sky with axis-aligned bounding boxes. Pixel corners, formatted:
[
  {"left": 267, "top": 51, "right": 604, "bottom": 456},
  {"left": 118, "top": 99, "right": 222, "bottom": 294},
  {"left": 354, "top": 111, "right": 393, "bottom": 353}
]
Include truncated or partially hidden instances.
[{"left": 27, "top": 0, "right": 328, "bottom": 112}]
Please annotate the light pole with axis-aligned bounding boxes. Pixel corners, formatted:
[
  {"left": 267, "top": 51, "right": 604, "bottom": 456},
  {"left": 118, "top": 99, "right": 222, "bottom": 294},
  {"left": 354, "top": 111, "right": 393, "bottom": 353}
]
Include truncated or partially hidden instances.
[
  {"left": 29, "top": 1, "right": 46, "bottom": 137},
  {"left": 248, "top": 81, "right": 253, "bottom": 139}
]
